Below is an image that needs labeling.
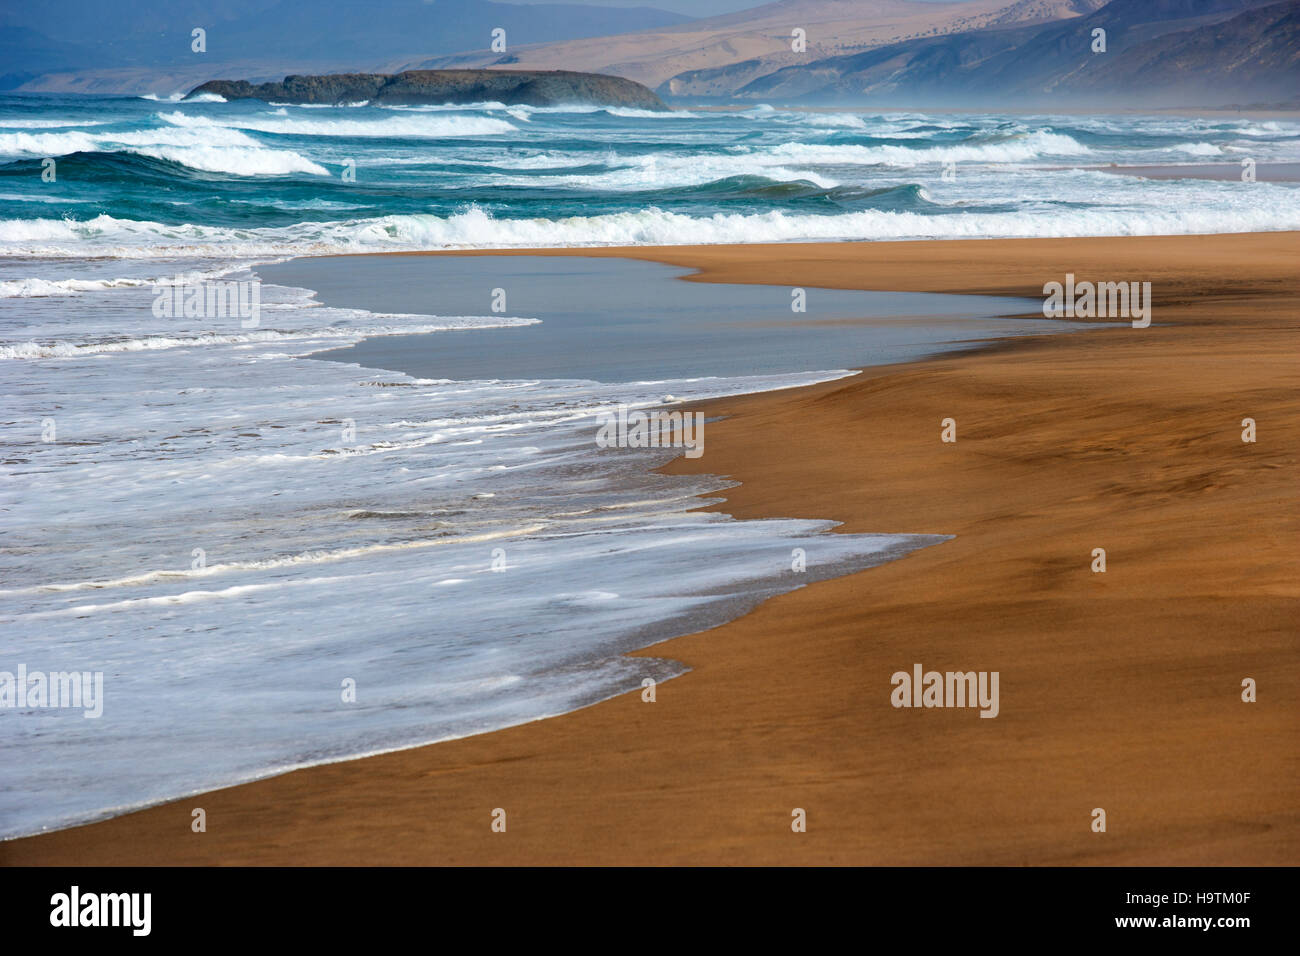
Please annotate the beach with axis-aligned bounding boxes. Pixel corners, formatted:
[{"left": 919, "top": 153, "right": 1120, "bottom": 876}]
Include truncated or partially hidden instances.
[{"left": 5, "top": 231, "right": 1296, "bottom": 866}]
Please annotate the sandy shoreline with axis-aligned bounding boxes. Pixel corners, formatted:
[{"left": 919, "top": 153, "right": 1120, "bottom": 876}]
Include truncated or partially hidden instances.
[{"left": 4, "top": 233, "right": 1296, "bottom": 865}]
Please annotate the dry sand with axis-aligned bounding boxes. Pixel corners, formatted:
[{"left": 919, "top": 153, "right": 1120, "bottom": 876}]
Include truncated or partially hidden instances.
[{"left": 4, "top": 233, "right": 1297, "bottom": 866}]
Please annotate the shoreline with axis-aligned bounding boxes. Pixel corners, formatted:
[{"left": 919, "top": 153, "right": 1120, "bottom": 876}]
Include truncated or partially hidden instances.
[
  {"left": 329, "top": 232, "right": 1295, "bottom": 299},
  {"left": 4, "top": 233, "right": 1297, "bottom": 865}
]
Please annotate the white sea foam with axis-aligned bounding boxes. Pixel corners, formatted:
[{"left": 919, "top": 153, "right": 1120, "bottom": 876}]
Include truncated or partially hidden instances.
[
  {"left": 801, "top": 112, "right": 871, "bottom": 129},
  {"left": 0, "top": 316, "right": 537, "bottom": 359},
  {"left": 4, "top": 183, "right": 1296, "bottom": 260},
  {"left": 0, "top": 275, "right": 154, "bottom": 297},
  {"left": 1229, "top": 121, "right": 1290, "bottom": 137},
  {"left": 268, "top": 101, "right": 372, "bottom": 108},
  {"left": 134, "top": 144, "right": 329, "bottom": 175},
  {"left": 758, "top": 130, "right": 1093, "bottom": 165},
  {"left": 487, "top": 150, "right": 842, "bottom": 190},
  {"left": 0, "top": 125, "right": 328, "bottom": 176},
  {"left": 379, "top": 100, "right": 515, "bottom": 112},
  {"left": 0, "top": 130, "right": 120, "bottom": 154},
  {"left": 602, "top": 106, "right": 699, "bottom": 119},
  {"left": 0, "top": 118, "right": 110, "bottom": 129},
  {"left": 159, "top": 110, "right": 516, "bottom": 138},
  {"left": 1171, "top": 141, "right": 1228, "bottom": 156},
  {"left": 374, "top": 101, "right": 697, "bottom": 119}
]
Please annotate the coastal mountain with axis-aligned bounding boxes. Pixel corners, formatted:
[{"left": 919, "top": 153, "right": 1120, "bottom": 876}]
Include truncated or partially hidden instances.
[
  {"left": 725, "top": 0, "right": 1300, "bottom": 106},
  {"left": 1, "top": 0, "right": 691, "bottom": 93},
  {"left": 395, "top": 0, "right": 1297, "bottom": 108},
  {"left": 187, "top": 69, "right": 669, "bottom": 110},
  {"left": 400, "top": 0, "right": 1109, "bottom": 90}
]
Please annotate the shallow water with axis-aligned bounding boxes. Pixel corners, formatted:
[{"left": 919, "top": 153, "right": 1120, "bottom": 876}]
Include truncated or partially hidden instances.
[{"left": 269, "top": 255, "right": 1051, "bottom": 381}]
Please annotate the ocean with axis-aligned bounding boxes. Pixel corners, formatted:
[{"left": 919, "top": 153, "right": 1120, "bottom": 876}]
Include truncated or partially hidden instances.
[
  {"left": 2, "top": 95, "right": 1299, "bottom": 256},
  {"left": 1, "top": 93, "right": 1298, "bottom": 839}
]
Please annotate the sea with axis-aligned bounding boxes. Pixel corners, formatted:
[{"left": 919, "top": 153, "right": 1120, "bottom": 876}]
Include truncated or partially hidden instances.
[{"left": 1, "top": 92, "right": 1297, "bottom": 839}]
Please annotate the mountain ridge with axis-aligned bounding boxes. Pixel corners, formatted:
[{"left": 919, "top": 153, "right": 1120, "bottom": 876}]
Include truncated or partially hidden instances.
[
  {"left": 724, "top": 0, "right": 1299, "bottom": 106},
  {"left": 399, "top": 0, "right": 1097, "bottom": 89}
]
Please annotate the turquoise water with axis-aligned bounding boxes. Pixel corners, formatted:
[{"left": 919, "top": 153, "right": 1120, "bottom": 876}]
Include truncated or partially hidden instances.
[{"left": 2, "top": 93, "right": 1298, "bottom": 257}]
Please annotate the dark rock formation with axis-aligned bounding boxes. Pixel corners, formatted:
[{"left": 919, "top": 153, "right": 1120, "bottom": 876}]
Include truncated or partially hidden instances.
[{"left": 187, "top": 69, "right": 668, "bottom": 110}]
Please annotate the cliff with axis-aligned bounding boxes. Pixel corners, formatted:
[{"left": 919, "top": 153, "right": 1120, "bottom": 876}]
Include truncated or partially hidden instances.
[{"left": 186, "top": 69, "right": 668, "bottom": 110}]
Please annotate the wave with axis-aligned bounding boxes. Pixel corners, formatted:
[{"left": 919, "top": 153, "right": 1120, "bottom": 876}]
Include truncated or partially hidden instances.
[
  {"left": 757, "top": 130, "right": 1093, "bottom": 166},
  {"left": 343, "top": 202, "right": 1300, "bottom": 246},
  {"left": 0, "top": 275, "right": 152, "bottom": 297},
  {"left": 131, "top": 144, "right": 328, "bottom": 176},
  {"left": 3, "top": 524, "right": 552, "bottom": 598},
  {"left": 268, "top": 100, "right": 372, "bottom": 108},
  {"left": 0, "top": 191, "right": 93, "bottom": 203},
  {"left": 158, "top": 110, "right": 516, "bottom": 138},
  {"left": 0, "top": 126, "right": 327, "bottom": 177},
  {"left": 0, "top": 149, "right": 303, "bottom": 186},
  {"left": 0, "top": 125, "right": 264, "bottom": 154},
  {"left": 0, "top": 118, "right": 110, "bottom": 129},
  {"left": 0, "top": 263, "right": 251, "bottom": 298},
  {"left": 376, "top": 101, "right": 696, "bottom": 119},
  {"left": 435, "top": 132, "right": 1089, "bottom": 191},
  {"left": 1170, "top": 141, "right": 1228, "bottom": 156},
  {"left": 800, "top": 113, "right": 870, "bottom": 130},
  {"left": 0, "top": 314, "right": 540, "bottom": 360},
  {"left": 498, "top": 153, "right": 843, "bottom": 191},
  {"left": 638, "top": 176, "right": 934, "bottom": 209},
  {"left": 377, "top": 100, "right": 515, "bottom": 112},
  {"left": 602, "top": 106, "right": 698, "bottom": 119},
  {"left": 1228, "top": 121, "right": 1298, "bottom": 138},
  {"left": 4, "top": 197, "right": 1295, "bottom": 260}
]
